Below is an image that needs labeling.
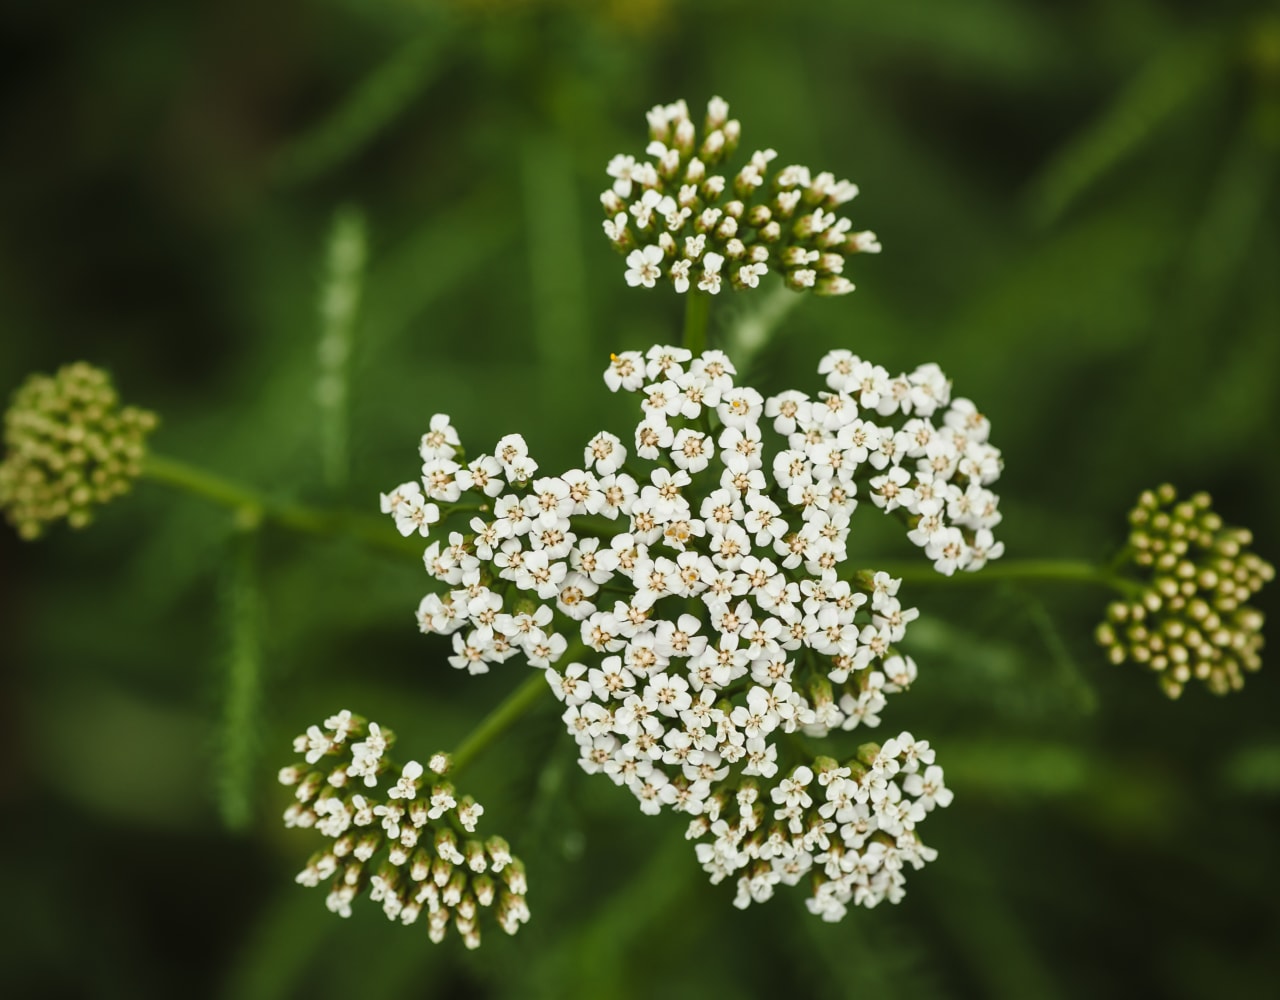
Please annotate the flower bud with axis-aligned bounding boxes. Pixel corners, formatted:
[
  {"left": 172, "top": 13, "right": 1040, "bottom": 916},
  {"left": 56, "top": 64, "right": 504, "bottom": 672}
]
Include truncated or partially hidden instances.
[
  {"left": 1099, "top": 486, "right": 1274, "bottom": 696},
  {"left": 1, "top": 363, "right": 158, "bottom": 539}
]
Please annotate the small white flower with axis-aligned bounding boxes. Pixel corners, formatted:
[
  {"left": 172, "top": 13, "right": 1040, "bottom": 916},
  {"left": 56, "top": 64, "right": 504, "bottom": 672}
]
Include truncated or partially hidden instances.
[
  {"left": 670, "top": 258, "right": 693, "bottom": 293},
  {"left": 393, "top": 495, "right": 440, "bottom": 538},
  {"left": 388, "top": 760, "right": 425, "bottom": 800},
  {"left": 671, "top": 428, "right": 715, "bottom": 473},
  {"left": 645, "top": 345, "right": 693, "bottom": 381},
  {"left": 604, "top": 352, "right": 646, "bottom": 393},
  {"left": 606, "top": 153, "right": 643, "bottom": 198},
  {"left": 546, "top": 662, "right": 592, "bottom": 706},
  {"left": 584, "top": 431, "right": 627, "bottom": 476},
  {"left": 902, "top": 765, "right": 952, "bottom": 811},
  {"left": 625, "top": 245, "right": 665, "bottom": 288},
  {"left": 851, "top": 230, "right": 881, "bottom": 253},
  {"left": 418, "top": 414, "right": 460, "bottom": 462},
  {"left": 428, "top": 783, "right": 457, "bottom": 820},
  {"left": 457, "top": 798, "right": 486, "bottom": 832},
  {"left": 457, "top": 455, "right": 504, "bottom": 498},
  {"left": 698, "top": 252, "right": 725, "bottom": 294},
  {"left": 634, "top": 419, "right": 674, "bottom": 461},
  {"left": 737, "top": 262, "right": 767, "bottom": 289},
  {"left": 495, "top": 433, "right": 537, "bottom": 481},
  {"left": 380, "top": 480, "right": 422, "bottom": 515},
  {"left": 603, "top": 211, "right": 629, "bottom": 242},
  {"left": 421, "top": 458, "right": 462, "bottom": 503}
]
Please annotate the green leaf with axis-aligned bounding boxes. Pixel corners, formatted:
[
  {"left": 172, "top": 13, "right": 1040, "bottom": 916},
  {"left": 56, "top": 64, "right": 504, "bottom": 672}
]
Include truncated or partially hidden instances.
[
  {"left": 1025, "top": 31, "right": 1229, "bottom": 226},
  {"left": 316, "top": 205, "right": 368, "bottom": 490},
  {"left": 271, "top": 22, "right": 458, "bottom": 186}
]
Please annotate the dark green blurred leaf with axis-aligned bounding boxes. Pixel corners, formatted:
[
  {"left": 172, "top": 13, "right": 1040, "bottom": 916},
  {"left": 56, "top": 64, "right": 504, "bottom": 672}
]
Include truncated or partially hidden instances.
[{"left": 1026, "top": 30, "right": 1230, "bottom": 225}]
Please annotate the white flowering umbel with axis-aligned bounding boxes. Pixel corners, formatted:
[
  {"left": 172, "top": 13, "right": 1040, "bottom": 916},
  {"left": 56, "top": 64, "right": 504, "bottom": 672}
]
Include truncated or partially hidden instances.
[
  {"left": 1096, "top": 485, "right": 1274, "bottom": 698},
  {"left": 602, "top": 97, "right": 880, "bottom": 296},
  {"left": 383, "top": 345, "right": 1003, "bottom": 917},
  {"left": 280, "top": 711, "right": 529, "bottom": 948}
]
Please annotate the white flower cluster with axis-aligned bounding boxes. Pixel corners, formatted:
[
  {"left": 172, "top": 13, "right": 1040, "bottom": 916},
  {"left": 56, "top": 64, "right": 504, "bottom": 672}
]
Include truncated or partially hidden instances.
[
  {"left": 809, "top": 349, "right": 1005, "bottom": 574},
  {"left": 280, "top": 710, "right": 529, "bottom": 948},
  {"left": 601, "top": 97, "right": 880, "bottom": 296},
  {"left": 383, "top": 345, "right": 1000, "bottom": 916},
  {"left": 687, "top": 739, "right": 952, "bottom": 919}
]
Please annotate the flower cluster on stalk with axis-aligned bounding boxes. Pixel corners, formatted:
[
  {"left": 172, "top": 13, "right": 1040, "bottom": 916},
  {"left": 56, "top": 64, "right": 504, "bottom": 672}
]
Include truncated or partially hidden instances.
[
  {"left": 1096, "top": 485, "right": 1274, "bottom": 698},
  {"left": 0, "top": 362, "right": 157, "bottom": 539},
  {"left": 280, "top": 711, "right": 529, "bottom": 948},
  {"left": 379, "top": 345, "right": 1005, "bottom": 916},
  {"left": 601, "top": 97, "right": 880, "bottom": 296}
]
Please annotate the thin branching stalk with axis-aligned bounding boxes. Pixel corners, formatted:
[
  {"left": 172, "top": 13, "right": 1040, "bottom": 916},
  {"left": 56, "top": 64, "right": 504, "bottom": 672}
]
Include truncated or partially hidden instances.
[
  {"left": 450, "top": 668, "right": 554, "bottom": 775},
  {"left": 142, "top": 453, "right": 426, "bottom": 557},
  {"left": 867, "top": 558, "right": 1138, "bottom": 595}
]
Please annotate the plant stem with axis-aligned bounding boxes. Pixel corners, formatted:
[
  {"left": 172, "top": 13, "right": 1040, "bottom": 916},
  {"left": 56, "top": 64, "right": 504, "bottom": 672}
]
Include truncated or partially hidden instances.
[
  {"left": 218, "top": 523, "right": 262, "bottom": 831},
  {"left": 144, "top": 449, "right": 552, "bottom": 776},
  {"left": 450, "top": 669, "right": 551, "bottom": 774},
  {"left": 141, "top": 452, "right": 422, "bottom": 557},
  {"left": 683, "top": 290, "right": 711, "bottom": 355},
  {"left": 724, "top": 279, "right": 801, "bottom": 369},
  {"left": 864, "top": 558, "right": 1136, "bottom": 595}
]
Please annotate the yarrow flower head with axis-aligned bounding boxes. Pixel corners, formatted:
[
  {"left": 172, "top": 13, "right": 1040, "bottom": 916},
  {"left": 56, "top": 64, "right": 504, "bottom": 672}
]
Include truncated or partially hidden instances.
[
  {"left": 280, "top": 711, "right": 529, "bottom": 948},
  {"left": 601, "top": 97, "right": 879, "bottom": 297},
  {"left": 0, "top": 362, "right": 158, "bottom": 539},
  {"left": 382, "top": 344, "right": 1005, "bottom": 918},
  {"left": 1095, "top": 485, "right": 1274, "bottom": 698}
]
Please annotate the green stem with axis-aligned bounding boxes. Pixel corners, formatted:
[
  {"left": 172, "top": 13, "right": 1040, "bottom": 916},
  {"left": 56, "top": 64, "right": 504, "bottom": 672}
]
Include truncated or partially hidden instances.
[
  {"left": 864, "top": 558, "right": 1137, "bottom": 595},
  {"left": 724, "top": 279, "right": 800, "bottom": 369},
  {"left": 450, "top": 669, "right": 551, "bottom": 774},
  {"left": 141, "top": 452, "right": 423, "bottom": 557},
  {"left": 683, "top": 290, "right": 711, "bottom": 355},
  {"left": 143, "top": 452, "right": 264, "bottom": 512},
  {"left": 218, "top": 523, "right": 263, "bottom": 831},
  {"left": 145, "top": 448, "right": 553, "bottom": 776}
]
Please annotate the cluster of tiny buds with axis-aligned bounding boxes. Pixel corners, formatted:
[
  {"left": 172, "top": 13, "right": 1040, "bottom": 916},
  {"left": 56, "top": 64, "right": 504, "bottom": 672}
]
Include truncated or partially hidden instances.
[
  {"left": 380, "top": 344, "right": 997, "bottom": 917},
  {"left": 280, "top": 710, "right": 529, "bottom": 948},
  {"left": 602, "top": 97, "right": 880, "bottom": 297},
  {"left": 0, "top": 362, "right": 158, "bottom": 539},
  {"left": 1096, "top": 485, "right": 1274, "bottom": 698}
]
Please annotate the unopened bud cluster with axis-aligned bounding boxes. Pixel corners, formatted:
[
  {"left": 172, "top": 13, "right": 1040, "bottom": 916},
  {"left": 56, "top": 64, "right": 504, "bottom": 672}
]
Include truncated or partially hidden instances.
[
  {"left": 281, "top": 710, "right": 529, "bottom": 948},
  {"left": 0, "top": 362, "right": 157, "bottom": 539},
  {"left": 1096, "top": 485, "right": 1274, "bottom": 698},
  {"left": 602, "top": 97, "right": 880, "bottom": 296}
]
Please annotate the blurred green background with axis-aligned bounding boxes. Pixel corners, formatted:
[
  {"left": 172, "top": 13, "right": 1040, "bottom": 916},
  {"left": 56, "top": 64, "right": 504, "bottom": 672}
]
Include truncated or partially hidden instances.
[{"left": 2, "top": 0, "right": 1278, "bottom": 997}]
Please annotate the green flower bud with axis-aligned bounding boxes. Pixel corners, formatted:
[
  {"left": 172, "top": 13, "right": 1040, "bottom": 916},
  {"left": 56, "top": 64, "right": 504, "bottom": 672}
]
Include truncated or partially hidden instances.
[
  {"left": 1098, "top": 485, "right": 1274, "bottom": 697},
  {"left": 0, "top": 362, "right": 157, "bottom": 539}
]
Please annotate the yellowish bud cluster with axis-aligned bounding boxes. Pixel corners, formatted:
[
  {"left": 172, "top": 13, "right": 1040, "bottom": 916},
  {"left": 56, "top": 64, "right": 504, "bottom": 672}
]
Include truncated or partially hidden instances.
[
  {"left": 1096, "top": 485, "right": 1274, "bottom": 698},
  {"left": 0, "top": 362, "right": 157, "bottom": 539}
]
